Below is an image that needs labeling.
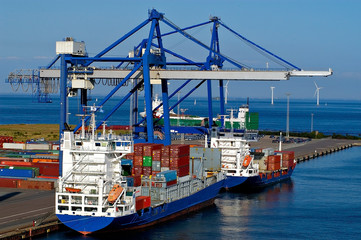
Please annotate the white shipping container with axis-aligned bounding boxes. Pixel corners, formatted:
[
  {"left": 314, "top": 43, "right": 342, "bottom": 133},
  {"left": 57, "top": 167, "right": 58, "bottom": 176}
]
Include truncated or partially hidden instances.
[
  {"left": 2, "top": 142, "right": 25, "bottom": 150},
  {"left": 26, "top": 143, "right": 50, "bottom": 150},
  {"left": 160, "top": 167, "right": 170, "bottom": 172}
]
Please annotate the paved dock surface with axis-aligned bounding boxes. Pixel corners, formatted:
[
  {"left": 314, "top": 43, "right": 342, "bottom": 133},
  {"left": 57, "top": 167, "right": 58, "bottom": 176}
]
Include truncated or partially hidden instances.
[
  {"left": 0, "top": 188, "right": 57, "bottom": 238},
  {"left": 0, "top": 136, "right": 359, "bottom": 239}
]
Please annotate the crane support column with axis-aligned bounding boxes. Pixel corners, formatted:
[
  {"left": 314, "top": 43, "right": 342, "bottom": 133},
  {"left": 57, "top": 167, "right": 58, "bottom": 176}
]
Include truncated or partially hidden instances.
[
  {"left": 219, "top": 80, "right": 225, "bottom": 127},
  {"left": 143, "top": 19, "right": 158, "bottom": 142},
  {"left": 161, "top": 79, "right": 171, "bottom": 145},
  {"left": 59, "top": 54, "right": 69, "bottom": 177}
]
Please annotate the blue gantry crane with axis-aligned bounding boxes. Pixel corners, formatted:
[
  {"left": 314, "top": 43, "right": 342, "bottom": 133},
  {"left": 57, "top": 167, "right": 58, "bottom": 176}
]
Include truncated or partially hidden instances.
[{"left": 7, "top": 9, "right": 332, "bottom": 147}]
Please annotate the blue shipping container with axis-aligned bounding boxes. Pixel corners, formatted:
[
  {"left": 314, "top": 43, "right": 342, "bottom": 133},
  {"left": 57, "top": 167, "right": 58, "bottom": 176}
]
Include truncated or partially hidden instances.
[
  {"left": 0, "top": 168, "right": 34, "bottom": 178},
  {"left": 156, "top": 170, "right": 177, "bottom": 182},
  {"left": 121, "top": 159, "right": 133, "bottom": 166},
  {"left": 126, "top": 176, "right": 134, "bottom": 186}
]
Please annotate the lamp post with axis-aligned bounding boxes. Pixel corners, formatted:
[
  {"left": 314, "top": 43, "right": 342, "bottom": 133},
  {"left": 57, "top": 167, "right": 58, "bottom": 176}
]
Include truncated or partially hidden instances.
[{"left": 286, "top": 93, "right": 290, "bottom": 138}]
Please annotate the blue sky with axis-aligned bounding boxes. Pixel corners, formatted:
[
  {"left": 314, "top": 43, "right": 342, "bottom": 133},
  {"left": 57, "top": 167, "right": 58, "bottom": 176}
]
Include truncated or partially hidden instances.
[{"left": 1, "top": 0, "right": 360, "bottom": 101}]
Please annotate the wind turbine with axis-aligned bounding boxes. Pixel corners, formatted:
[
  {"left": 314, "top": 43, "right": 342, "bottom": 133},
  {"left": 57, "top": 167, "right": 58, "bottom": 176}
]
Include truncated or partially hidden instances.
[
  {"left": 314, "top": 82, "right": 323, "bottom": 106},
  {"left": 225, "top": 80, "right": 230, "bottom": 104},
  {"left": 270, "top": 86, "right": 275, "bottom": 105}
]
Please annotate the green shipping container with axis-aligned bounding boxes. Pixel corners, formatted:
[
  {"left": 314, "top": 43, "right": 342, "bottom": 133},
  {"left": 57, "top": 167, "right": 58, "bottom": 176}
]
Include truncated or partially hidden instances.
[{"left": 143, "top": 156, "right": 152, "bottom": 167}]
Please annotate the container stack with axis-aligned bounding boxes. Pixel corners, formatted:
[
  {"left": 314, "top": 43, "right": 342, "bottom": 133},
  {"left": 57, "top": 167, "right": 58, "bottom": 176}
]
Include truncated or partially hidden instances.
[
  {"left": 267, "top": 155, "right": 281, "bottom": 171},
  {"left": 0, "top": 136, "right": 13, "bottom": 149},
  {"left": 169, "top": 144, "right": 190, "bottom": 177},
  {"left": 275, "top": 151, "right": 295, "bottom": 168}
]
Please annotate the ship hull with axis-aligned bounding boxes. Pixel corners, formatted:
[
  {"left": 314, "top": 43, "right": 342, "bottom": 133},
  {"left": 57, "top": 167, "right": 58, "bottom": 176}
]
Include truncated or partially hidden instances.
[
  {"left": 57, "top": 179, "right": 224, "bottom": 234},
  {"left": 242, "top": 165, "right": 296, "bottom": 189},
  {"left": 223, "top": 175, "right": 248, "bottom": 190}
]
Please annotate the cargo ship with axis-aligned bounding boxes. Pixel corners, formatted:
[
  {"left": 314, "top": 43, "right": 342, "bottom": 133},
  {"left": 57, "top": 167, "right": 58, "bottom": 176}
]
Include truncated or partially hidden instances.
[
  {"left": 55, "top": 110, "right": 225, "bottom": 235},
  {"left": 210, "top": 130, "right": 296, "bottom": 191},
  {"left": 140, "top": 95, "right": 258, "bottom": 130}
]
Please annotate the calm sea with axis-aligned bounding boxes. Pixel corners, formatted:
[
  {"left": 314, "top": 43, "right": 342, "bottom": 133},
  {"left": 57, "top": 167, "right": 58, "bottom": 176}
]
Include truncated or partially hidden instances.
[
  {"left": 37, "top": 147, "right": 361, "bottom": 240},
  {"left": 1, "top": 94, "right": 360, "bottom": 239},
  {"left": 1, "top": 95, "right": 361, "bottom": 136}
]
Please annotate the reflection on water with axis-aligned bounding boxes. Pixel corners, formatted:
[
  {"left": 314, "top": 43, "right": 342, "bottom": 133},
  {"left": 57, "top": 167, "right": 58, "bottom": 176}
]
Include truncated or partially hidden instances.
[{"left": 216, "top": 180, "right": 294, "bottom": 237}]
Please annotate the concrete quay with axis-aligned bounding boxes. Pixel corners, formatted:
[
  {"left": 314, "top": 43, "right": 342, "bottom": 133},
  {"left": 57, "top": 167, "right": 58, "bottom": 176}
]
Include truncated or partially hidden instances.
[{"left": 250, "top": 136, "right": 358, "bottom": 163}]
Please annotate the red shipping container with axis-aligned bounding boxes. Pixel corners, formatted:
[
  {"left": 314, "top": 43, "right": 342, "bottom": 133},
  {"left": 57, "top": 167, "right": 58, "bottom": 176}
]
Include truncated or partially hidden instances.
[
  {"left": 133, "top": 175, "right": 142, "bottom": 187},
  {"left": 255, "top": 148, "right": 263, "bottom": 153},
  {"left": 153, "top": 149, "right": 162, "bottom": 161},
  {"left": 136, "top": 196, "right": 151, "bottom": 211},
  {"left": 282, "top": 159, "right": 294, "bottom": 168},
  {"left": 142, "top": 166, "right": 152, "bottom": 176},
  {"left": 166, "top": 179, "right": 177, "bottom": 186},
  {"left": 161, "top": 156, "right": 170, "bottom": 167},
  {"left": 267, "top": 162, "right": 281, "bottom": 171},
  {"left": 161, "top": 145, "right": 171, "bottom": 158},
  {"left": 267, "top": 155, "right": 281, "bottom": 164},
  {"left": 169, "top": 156, "right": 189, "bottom": 168},
  {"left": 0, "top": 178, "right": 18, "bottom": 188},
  {"left": 134, "top": 143, "right": 147, "bottom": 156},
  {"left": 143, "top": 144, "right": 163, "bottom": 157},
  {"left": 170, "top": 144, "right": 190, "bottom": 157},
  {"left": 133, "top": 155, "right": 143, "bottom": 167},
  {"left": 133, "top": 166, "right": 143, "bottom": 176},
  {"left": 125, "top": 152, "right": 134, "bottom": 160},
  {"left": 170, "top": 165, "right": 189, "bottom": 177}
]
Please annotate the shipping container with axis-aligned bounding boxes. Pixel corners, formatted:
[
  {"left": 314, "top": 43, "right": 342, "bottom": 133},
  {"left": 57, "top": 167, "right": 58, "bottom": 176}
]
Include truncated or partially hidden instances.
[
  {"left": 135, "top": 196, "right": 151, "bottom": 211},
  {"left": 134, "top": 143, "right": 147, "bottom": 156},
  {"left": 121, "top": 159, "right": 133, "bottom": 166},
  {"left": 160, "top": 156, "right": 169, "bottom": 167},
  {"left": 26, "top": 143, "right": 50, "bottom": 150},
  {"left": 160, "top": 167, "right": 169, "bottom": 172},
  {"left": 152, "top": 161, "right": 161, "bottom": 171},
  {"left": 2, "top": 143, "right": 25, "bottom": 150},
  {"left": 133, "top": 166, "right": 143, "bottom": 176},
  {"left": 153, "top": 149, "right": 161, "bottom": 161},
  {"left": 172, "top": 165, "right": 189, "bottom": 177},
  {"left": 161, "top": 145, "right": 171, "bottom": 158},
  {"left": 156, "top": 170, "right": 177, "bottom": 182},
  {"left": 142, "top": 166, "right": 152, "bottom": 176},
  {"left": 170, "top": 144, "right": 190, "bottom": 157},
  {"left": 17, "top": 179, "right": 54, "bottom": 190},
  {"left": 133, "top": 175, "right": 141, "bottom": 187},
  {"left": 0, "top": 178, "right": 18, "bottom": 188},
  {"left": 143, "top": 144, "right": 163, "bottom": 157},
  {"left": 169, "top": 156, "right": 189, "bottom": 168},
  {"left": 267, "top": 162, "right": 281, "bottom": 171},
  {"left": 126, "top": 176, "right": 134, "bottom": 187},
  {"left": 142, "top": 156, "right": 152, "bottom": 167},
  {"left": 133, "top": 155, "right": 143, "bottom": 167},
  {"left": 0, "top": 168, "right": 35, "bottom": 178}
]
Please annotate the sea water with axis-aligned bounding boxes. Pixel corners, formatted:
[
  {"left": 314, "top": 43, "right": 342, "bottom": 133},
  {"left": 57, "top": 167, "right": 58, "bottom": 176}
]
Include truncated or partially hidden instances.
[{"left": 1, "top": 95, "right": 361, "bottom": 136}]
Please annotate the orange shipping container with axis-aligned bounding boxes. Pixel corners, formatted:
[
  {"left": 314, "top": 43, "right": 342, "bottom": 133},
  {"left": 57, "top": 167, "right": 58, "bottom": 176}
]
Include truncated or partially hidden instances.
[{"left": 267, "top": 162, "right": 281, "bottom": 171}]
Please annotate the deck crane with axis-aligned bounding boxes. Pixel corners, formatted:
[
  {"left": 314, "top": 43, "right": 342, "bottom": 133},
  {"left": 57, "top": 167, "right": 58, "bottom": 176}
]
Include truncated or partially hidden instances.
[{"left": 6, "top": 10, "right": 332, "bottom": 174}]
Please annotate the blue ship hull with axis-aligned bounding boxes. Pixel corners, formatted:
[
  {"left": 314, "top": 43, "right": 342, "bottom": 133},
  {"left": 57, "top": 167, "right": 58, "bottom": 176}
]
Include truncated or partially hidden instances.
[
  {"left": 243, "top": 166, "right": 295, "bottom": 189},
  {"left": 223, "top": 175, "right": 248, "bottom": 190},
  {"left": 224, "top": 166, "right": 296, "bottom": 191},
  {"left": 57, "top": 179, "right": 224, "bottom": 234}
]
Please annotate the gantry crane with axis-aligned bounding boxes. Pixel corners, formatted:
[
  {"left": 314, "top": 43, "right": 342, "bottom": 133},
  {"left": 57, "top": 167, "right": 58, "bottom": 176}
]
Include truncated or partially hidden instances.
[{"left": 6, "top": 9, "right": 332, "bottom": 147}]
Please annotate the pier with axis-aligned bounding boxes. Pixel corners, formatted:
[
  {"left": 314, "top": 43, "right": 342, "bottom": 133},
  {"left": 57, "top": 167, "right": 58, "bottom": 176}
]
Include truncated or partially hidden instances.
[{"left": 0, "top": 137, "right": 359, "bottom": 239}]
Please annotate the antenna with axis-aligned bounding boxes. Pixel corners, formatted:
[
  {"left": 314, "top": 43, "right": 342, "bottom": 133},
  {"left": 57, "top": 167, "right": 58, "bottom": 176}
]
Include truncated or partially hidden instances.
[{"left": 270, "top": 86, "right": 275, "bottom": 105}]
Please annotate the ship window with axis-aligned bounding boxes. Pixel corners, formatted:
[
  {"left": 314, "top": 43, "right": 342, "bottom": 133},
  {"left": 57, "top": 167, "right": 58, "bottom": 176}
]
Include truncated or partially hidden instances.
[
  {"left": 228, "top": 170, "right": 236, "bottom": 173},
  {"left": 95, "top": 142, "right": 101, "bottom": 147},
  {"left": 75, "top": 142, "right": 82, "bottom": 146}
]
